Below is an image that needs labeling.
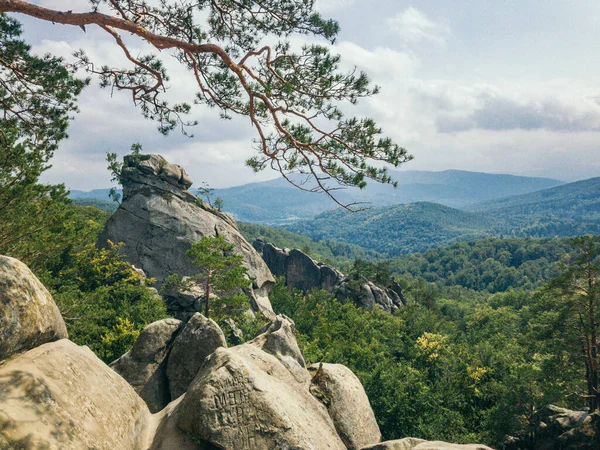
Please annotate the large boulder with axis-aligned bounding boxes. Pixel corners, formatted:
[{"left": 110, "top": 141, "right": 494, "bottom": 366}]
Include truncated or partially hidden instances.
[
  {"left": 98, "top": 154, "right": 275, "bottom": 318},
  {"left": 249, "top": 314, "right": 308, "bottom": 382},
  {"left": 111, "top": 318, "right": 183, "bottom": 412},
  {"left": 309, "top": 363, "right": 381, "bottom": 449},
  {"left": 0, "top": 339, "right": 151, "bottom": 449},
  {"left": 150, "top": 397, "right": 216, "bottom": 450},
  {"left": 175, "top": 316, "right": 346, "bottom": 449},
  {"left": 361, "top": 439, "right": 492, "bottom": 450},
  {"left": 167, "top": 313, "right": 227, "bottom": 399},
  {"left": 0, "top": 255, "right": 68, "bottom": 360},
  {"left": 176, "top": 344, "right": 346, "bottom": 450}
]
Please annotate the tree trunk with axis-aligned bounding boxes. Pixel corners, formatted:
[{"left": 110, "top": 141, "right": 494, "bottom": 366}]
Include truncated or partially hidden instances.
[{"left": 204, "top": 274, "right": 211, "bottom": 318}]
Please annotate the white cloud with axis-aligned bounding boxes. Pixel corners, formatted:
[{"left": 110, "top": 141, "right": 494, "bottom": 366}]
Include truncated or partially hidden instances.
[
  {"left": 315, "top": 0, "right": 357, "bottom": 14},
  {"left": 386, "top": 7, "right": 451, "bottom": 46}
]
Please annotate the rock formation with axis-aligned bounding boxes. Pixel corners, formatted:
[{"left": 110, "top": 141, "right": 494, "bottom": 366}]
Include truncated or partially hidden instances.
[
  {"left": 361, "top": 439, "right": 492, "bottom": 450},
  {"left": 253, "top": 239, "right": 405, "bottom": 312},
  {"left": 0, "top": 339, "right": 151, "bottom": 449},
  {"left": 0, "top": 255, "right": 67, "bottom": 360},
  {"left": 505, "top": 404, "right": 600, "bottom": 449},
  {"left": 98, "top": 154, "right": 275, "bottom": 319},
  {"left": 0, "top": 256, "right": 495, "bottom": 450},
  {"left": 309, "top": 363, "right": 382, "bottom": 449},
  {"left": 166, "top": 313, "right": 227, "bottom": 400},
  {"left": 110, "top": 318, "right": 183, "bottom": 412}
]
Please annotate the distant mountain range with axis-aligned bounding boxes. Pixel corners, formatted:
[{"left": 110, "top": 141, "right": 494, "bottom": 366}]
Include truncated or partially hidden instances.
[
  {"left": 69, "top": 170, "right": 565, "bottom": 224},
  {"left": 283, "top": 177, "right": 600, "bottom": 256},
  {"left": 211, "top": 170, "right": 563, "bottom": 224},
  {"left": 71, "top": 172, "right": 599, "bottom": 257}
]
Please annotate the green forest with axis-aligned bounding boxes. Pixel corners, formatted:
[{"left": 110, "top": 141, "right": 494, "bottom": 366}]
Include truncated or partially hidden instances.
[{"left": 2, "top": 1, "right": 600, "bottom": 449}]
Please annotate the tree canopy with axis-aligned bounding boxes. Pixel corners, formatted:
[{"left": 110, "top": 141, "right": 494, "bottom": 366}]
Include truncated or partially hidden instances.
[
  {"left": 0, "top": 13, "right": 88, "bottom": 267},
  {"left": 0, "top": 0, "right": 412, "bottom": 206}
]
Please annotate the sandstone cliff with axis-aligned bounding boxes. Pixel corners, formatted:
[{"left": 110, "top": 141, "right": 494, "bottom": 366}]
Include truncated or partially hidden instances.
[
  {"left": 253, "top": 239, "right": 405, "bottom": 312},
  {"left": 98, "top": 154, "right": 275, "bottom": 318}
]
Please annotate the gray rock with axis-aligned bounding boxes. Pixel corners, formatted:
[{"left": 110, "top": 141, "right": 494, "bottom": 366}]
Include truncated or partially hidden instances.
[
  {"left": 254, "top": 240, "right": 403, "bottom": 312},
  {"left": 150, "top": 397, "right": 216, "bottom": 450},
  {"left": 99, "top": 154, "right": 275, "bottom": 319},
  {"left": 222, "top": 318, "right": 244, "bottom": 345},
  {"left": 0, "top": 255, "right": 68, "bottom": 360},
  {"left": 287, "top": 248, "right": 324, "bottom": 291},
  {"left": 250, "top": 315, "right": 308, "bottom": 382},
  {"left": 176, "top": 344, "right": 346, "bottom": 450},
  {"left": 111, "top": 318, "right": 183, "bottom": 412},
  {"left": 309, "top": 363, "right": 381, "bottom": 449},
  {"left": 361, "top": 439, "right": 492, "bottom": 450},
  {"left": 0, "top": 339, "right": 150, "bottom": 449},
  {"left": 361, "top": 438, "right": 426, "bottom": 450},
  {"left": 167, "top": 313, "right": 227, "bottom": 399}
]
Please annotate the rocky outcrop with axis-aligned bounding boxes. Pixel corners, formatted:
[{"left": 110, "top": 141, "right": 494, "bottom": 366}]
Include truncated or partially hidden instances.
[
  {"left": 167, "top": 313, "right": 228, "bottom": 400},
  {"left": 361, "top": 439, "right": 492, "bottom": 450},
  {"left": 250, "top": 314, "right": 308, "bottom": 382},
  {"left": 176, "top": 321, "right": 348, "bottom": 449},
  {"left": 505, "top": 405, "right": 600, "bottom": 450},
  {"left": 111, "top": 318, "right": 183, "bottom": 412},
  {"left": 0, "top": 255, "right": 68, "bottom": 360},
  {"left": 1, "top": 256, "right": 493, "bottom": 450},
  {"left": 0, "top": 339, "right": 151, "bottom": 449},
  {"left": 309, "top": 363, "right": 381, "bottom": 449},
  {"left": 98, "top": 154, "right": 275, "bottom": 319},
  {"left": 253, "top": 239, "right": 405, "bottom": 312}
]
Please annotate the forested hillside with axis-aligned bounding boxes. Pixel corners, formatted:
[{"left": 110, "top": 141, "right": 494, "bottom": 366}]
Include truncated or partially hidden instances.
[
  {"left": 389, "top": 237, "right": 576, "bottom": 292},
  {"left": 270, "top": 234, "right": 600, "bottom": 446},
  {"left": 285, "top": 202, "right": 499, "bottom": 255},
  {"left": 205, "top": 170, "right": 564, "bottom": 223},
  {"left": 285, "top": 178, "right": 600, "bottom": 256}
]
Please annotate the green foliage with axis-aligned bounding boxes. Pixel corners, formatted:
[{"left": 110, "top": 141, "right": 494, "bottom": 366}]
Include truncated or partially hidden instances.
[
  {"left": 284, "top": 177, "right": 600, "bottom": 256},
  {"left": 46, "top": 241, "right": 167, "bottom": 363},
  {"left": 270, "top": 264, "right": 590, "bottom": 446},
  {"left": 239, "top": 221, "right": 382, "bottom": 270},
  {"left": 285, "top": 202, "right": 496, "bottom": 256},
  {"left": 186, "top": 235, "right": 250, "bottom": 318},
  {"left": 0, "top": 14, "right": 88, "bottom": 269},
  {"left": 389, "top": 237, "right": 577, "bottom": 293},
  {"left": 197, "top": 182, "right": 215, "bottom": 207}
]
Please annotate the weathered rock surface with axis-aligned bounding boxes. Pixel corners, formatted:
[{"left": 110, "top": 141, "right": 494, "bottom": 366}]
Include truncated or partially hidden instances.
[
  {"left": 253, "top": 239, "right": 405, "bottom": 312},
  {"left": 150, "top": 397, "right": 216, "bottom": 450},
  {"left": 167, "top": 313, "right": 227, "bottom": 399},
  {"left": 176, "top": 344, "right": 346, "bottom": 449},
  {"left": 0, "top": 255, "right": 68, "bottom": 360},
  {"left": 250, "top": 314, "right": 308, "bottom": 382},
  {"left": 505, "top": 404, "right": 600, "bottom": 449},
  {"left": 0, "top": 339, "right": 151, "bottom": 450},
  {"left": 361, "top": 439, "right": 492, "bottom": 450},
  {"left": 99, "top": 154, "right": 275, "bottom": 319},
  {"left": 111, "top": 318, "right": 183, "bottom": 412},
  {"left": 309, "top": 363, "right": 381, "bottom": 449},
  {"left": 0, "top": 256, "right": 495, "bottom": 450}
]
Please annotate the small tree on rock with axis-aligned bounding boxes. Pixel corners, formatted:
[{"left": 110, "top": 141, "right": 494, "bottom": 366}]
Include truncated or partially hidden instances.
[{"left": 186, "top": 235, "right": 249, "bottom": 318}]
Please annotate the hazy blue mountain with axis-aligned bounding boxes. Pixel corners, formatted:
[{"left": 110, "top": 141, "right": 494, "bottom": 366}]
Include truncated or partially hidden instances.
[
  {"left": 69, "top": 188, "right": 119, "bottom": 200},
  {"left": 284, "top": 202, "right": 498, "bottom": 256},
  {"left": 468, "top": 176, "right": 600, "bottom": 218},
  {"left": 67, "top": 171, "right": 563, "bottom": 225},
  {"left": 212, "top": 170, "right": 563, "bottom": 224},
  {"left": 283, "top": 177, "right": 600, "bottom": 256}
]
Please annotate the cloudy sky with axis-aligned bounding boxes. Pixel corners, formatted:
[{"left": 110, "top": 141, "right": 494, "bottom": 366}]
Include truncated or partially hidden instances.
[{"left": 15, "top": 0, "right": 600, "bottom": 189}]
